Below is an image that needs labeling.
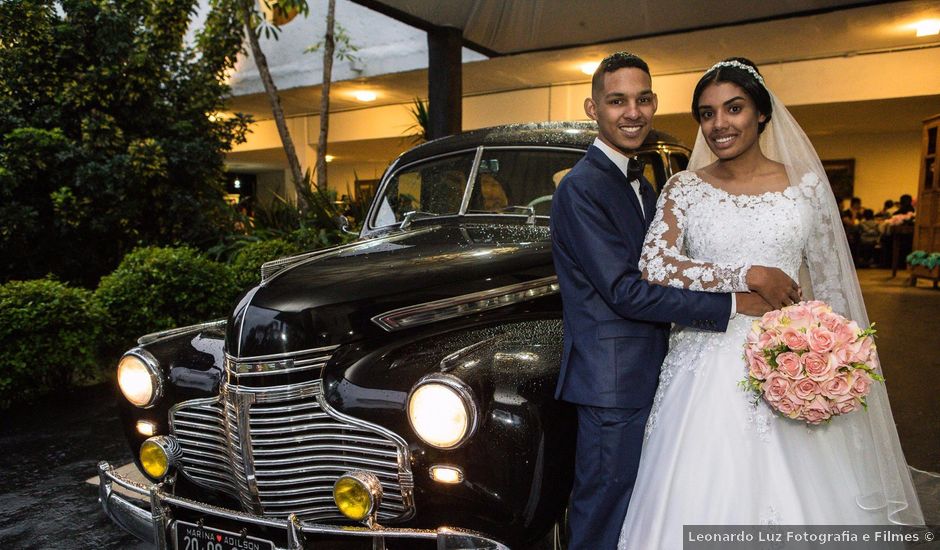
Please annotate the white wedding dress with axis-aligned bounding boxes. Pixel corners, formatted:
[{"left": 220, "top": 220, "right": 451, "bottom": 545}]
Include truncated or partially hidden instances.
[{"left": 617, "top": 170, "right": 921, "bottom": 549}]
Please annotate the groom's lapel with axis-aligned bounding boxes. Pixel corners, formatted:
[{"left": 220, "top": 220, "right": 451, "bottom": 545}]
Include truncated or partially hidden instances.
[{"left": 585, "top": 146, "right": 644, "bottom": 221}]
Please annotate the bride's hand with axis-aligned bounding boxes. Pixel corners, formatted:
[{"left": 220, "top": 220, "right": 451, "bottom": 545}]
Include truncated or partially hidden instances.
[{"left": 745, "top": 265, "right": 801, "bottom": 309}]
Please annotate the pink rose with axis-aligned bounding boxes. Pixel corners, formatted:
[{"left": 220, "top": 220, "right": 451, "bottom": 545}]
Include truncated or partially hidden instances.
[
  {"left": 802, "top": 351, "right": 834, "bottom": 382},
  {"left": 819, "top": 312, "right": 845, "bottom": 333},
  {"left": 758, "top": 329, "right": 780, "bottom": 349},
  {"left": 821, "top": 374, "right": 852, "bottom": 398},
  {"left": 850, "top": 372, "right": 873, "bottom": 397},
  {"left": 852, "top": 337, "right": 875, "bottom": 365},
  {"left": 806, "top": 301, "right": 832, "bottom": 316},
  {"left": 803, "top": 395, "right": 832, "bottom": 424},
  {"left": 833, "top": 344, "right": 852, "bottom": 366},
  {"left": 833, "top": 323, "right": 857, "bottom": 347},
  {"left": 773, "top": 392, "right": 804, "bottom": 419},
  {"left": 776, "top": 351, "right": 803, "bottom": 379},
  {"left": 793, "top": 378, "right": 820, "bottom": 401},
  {"left": 780, "top": 328, "right": 809, "bottom": 351},
  {"left": 763, "top": 372, "right": 791, "bottom": 403},
  {"left": 761, "top": 310, "right": 784, "bottom": 327},
  {"left": 830, "top": 394, "right": 860, "bottom": 415},
  {"left": 785, "top": 304, "right": 815, "bottom": 331},
  {"left": 807, "top": 327, "right": 836, "bottom": 354},
  {"left": 747, "top": 348, "right": 771, "bottom": 380}
]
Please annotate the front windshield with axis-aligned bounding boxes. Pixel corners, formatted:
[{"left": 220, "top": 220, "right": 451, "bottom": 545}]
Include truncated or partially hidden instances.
[
  {"left": 465, "top": 148, "right": 583, "bottom": 218},
  {"left": 372, "top": 152, "right": 475, "bottom": 227}
]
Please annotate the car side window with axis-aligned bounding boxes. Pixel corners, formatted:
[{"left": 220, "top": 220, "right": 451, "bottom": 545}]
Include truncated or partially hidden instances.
[
  {"left": 669, "top": 151, "right": 689, "bottom": 176},
  {"left": 639, "top": 152, "right": 666, "bottom": 194}
]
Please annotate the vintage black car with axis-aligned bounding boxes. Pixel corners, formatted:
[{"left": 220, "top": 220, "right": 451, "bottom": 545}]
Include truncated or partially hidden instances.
[{"left": 97, "top": 121, "right": 691, "bottom": 550}]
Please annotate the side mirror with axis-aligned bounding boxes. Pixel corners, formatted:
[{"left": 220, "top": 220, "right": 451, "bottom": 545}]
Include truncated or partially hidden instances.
[{"left": 333, "top": 215, "right": 357, "bottom": 235}]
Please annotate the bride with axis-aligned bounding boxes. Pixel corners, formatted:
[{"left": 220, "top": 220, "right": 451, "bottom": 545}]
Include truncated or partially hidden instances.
[{"left": 617, "top": 58, "right": 924, "bottom": 548}]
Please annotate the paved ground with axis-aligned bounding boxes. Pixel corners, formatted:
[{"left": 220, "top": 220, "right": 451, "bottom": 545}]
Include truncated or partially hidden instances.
[
  {"left": 0, "top": 384, "right": 146, "bottom": 549},
  {"left": 855, "top": 268, "right": 940, "bottom": 475},
  {"left": 0, "top": 268, "right": 936, "bottom": 549}
]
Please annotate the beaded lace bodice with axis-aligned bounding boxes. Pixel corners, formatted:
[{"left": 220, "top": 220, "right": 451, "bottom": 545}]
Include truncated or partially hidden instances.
[
  {"left": 641, "top": 170, "right": 818, "bottom": 442},
  {"left": 640, "top": 171, "right": 810, "bottom": 289}
]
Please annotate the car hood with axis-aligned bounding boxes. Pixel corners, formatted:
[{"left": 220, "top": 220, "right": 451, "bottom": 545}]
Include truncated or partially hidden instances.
[{"left": 225, "top": 223, "right": 553, "bottom": 358}]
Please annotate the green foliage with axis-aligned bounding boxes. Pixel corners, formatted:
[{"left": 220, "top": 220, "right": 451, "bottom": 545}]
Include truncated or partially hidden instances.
[
  {"left": 404, "top": 97, "right": 430, "bottom": 144},
  {"left": 306, "top": 22, "right": 360, "bottom": 64},
  {"left": 230, "top": 238, "right": 303, "bottom": 288},
  {"left": 253, "top": 0, "right": 310, "bottom": 39},
  {"left": 907, "top": 250, "right": 940, "bottom": 270},
  {"left": 288, "top": 226, "right": 350, "bottom": 249},
  {"left": 209, "top": 169, "right": 357, "bottom": 263},
  {"left": 95, "top": 246, "right": 240, "bottom": 353},
  {"left": 0, "top": 0, "right": 250, "bottom": 287},
  {"left": 0, "top": 279, "right": 105, "bottom": 407}
]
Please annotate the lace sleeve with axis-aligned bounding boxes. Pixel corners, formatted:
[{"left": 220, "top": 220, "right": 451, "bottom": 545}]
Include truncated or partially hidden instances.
[{"left": 640, "top": 173, "right": 751, "bottom": 292}]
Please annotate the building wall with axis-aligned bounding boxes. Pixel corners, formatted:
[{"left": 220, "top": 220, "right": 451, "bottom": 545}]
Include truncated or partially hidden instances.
[
  {"left": 811, "top": 131, "right": 922, "bottom": 212},
  {"left": 228, "top": 48, "right": 939, "bottom": 206}
]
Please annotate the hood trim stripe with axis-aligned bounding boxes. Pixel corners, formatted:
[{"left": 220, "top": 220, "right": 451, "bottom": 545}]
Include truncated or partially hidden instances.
[{"left": 371, "top": 275, "right": 559, "bottom": 332}]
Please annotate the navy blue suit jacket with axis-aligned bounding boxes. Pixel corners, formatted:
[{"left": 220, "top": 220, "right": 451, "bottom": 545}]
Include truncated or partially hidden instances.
[{"left": 551, "top": 146, "right": 732, "bottom": 408}]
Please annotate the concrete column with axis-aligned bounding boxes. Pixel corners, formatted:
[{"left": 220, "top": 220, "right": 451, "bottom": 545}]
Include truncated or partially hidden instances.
[{"left": 427, "top": 25, "right": 462, "bottom": 139}]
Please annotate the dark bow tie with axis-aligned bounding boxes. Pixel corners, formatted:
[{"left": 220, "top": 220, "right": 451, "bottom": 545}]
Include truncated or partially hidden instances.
[{"left": 627, "top": 156, "right": 645, "bottom": 182}]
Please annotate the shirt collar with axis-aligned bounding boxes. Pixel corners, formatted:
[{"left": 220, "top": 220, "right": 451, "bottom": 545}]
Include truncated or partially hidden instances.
[{"left": 592, "top": 137, "right": 638, "bottom": 183}]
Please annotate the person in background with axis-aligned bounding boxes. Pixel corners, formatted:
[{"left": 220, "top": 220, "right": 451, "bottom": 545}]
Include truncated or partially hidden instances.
[
  {"left": 841, "top": 196, "right": 863, "bottom": 265},
  {"left": 857, "top": 209, "right": 881, "bottom": 268},
  {"left": 894, "top": 194, "right": 915, "bottom": 216},
  {"left": 842, "top": 196, "right": 863, "bottom": 223},
  {"left": 875, "top": 199, "right": 894, "bottom": 220}
]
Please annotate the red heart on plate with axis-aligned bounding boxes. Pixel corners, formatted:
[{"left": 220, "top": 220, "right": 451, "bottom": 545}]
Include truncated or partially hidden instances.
[{"left": 216, "top": 534, "right": 222, "bottom": 542}]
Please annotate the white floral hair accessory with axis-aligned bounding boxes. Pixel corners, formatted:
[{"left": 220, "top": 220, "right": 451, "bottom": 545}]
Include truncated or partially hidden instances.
[{"left": 706, "top": 60, "right": 765, "bottom": 86}]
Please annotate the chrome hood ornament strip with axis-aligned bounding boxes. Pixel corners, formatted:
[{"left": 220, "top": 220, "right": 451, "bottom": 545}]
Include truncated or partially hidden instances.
[{"left": 371, "top": 275, "right": 559, "bottom": 332}]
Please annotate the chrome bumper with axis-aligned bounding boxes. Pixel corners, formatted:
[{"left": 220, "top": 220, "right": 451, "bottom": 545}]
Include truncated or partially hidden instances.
[{"left": 97, "top": 462, "right": 509, "bottom": 550}]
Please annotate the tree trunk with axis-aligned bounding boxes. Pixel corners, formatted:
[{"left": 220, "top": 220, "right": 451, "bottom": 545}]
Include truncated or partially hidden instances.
[
  {"left": 240, "top": 0, "right": 307, "bottom": 211},
  {"left": 315, "top": 0, "right": 335, "bottom": 191}
]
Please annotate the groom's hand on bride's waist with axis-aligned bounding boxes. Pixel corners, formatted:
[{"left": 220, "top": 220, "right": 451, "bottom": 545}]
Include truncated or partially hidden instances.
[
  {"left": 745, "top": 265, "right": 801, "bottom": 309},
  {"left": 735, "top": 292, "right": 775, "bottom": 316}
]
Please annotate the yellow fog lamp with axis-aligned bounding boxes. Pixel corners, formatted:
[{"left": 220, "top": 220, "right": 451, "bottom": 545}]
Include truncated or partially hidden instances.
[
  {"left": 139, "top": 436, "right": 181, "bottom": 480},
  {"left": 333, "top": 471, "right": 383, "bottom": 524},
  {"left": 117, "top": 349, "right": 163, "bottom": 408},
  {"left": 407, "top": 374, "right": 477, "bottom": 449}
]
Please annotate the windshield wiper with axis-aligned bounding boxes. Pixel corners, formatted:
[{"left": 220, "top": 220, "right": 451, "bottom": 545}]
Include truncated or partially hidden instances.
[
  {"left": 500, "top": 205, "right": 537, "bottom": 225},
  {"left": 400, "top": 210, "right": 439, "bottom": 230}
]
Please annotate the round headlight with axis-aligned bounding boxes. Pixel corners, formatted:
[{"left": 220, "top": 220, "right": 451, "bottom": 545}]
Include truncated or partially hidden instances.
[
  {"left": 117, "top": 351, "right": 161, "bottom": 408},
  {"left": 407, "top": 375, "right": 476, "bottom": 449}
]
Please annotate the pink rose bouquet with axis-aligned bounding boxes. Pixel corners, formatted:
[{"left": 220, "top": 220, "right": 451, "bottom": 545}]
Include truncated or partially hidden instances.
[{"left": 741, "top": 300, "right": 883, "bottom": 424}]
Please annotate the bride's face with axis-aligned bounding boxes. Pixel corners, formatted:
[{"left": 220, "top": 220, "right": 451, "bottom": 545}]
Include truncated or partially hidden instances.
[{"left": 695, "top": 81, "right": 766, "bottom": 161}]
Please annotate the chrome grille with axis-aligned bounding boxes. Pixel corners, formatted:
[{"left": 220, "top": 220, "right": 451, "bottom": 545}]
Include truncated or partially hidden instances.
[
  {"left": 170, "top": 347, "right": 414, "bottom": 522},
  {"left": 171, "top": 398, "right": 240, "bottom": 498}
]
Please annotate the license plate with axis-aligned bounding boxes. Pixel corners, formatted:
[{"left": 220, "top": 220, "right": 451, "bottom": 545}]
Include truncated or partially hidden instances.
[{"left": 173, "top": 520, "right": 275, "bottom": 550}]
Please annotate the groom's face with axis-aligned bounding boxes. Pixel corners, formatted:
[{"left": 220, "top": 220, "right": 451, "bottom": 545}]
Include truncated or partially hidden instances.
[{"left": 584, "top": 67, "right": 658, "bottom": 155}]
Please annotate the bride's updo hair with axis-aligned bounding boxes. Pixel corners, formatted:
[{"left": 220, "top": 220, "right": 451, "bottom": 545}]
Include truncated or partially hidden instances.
[{"left": 692, "top": 57, "right": 772, "bottom": 134}]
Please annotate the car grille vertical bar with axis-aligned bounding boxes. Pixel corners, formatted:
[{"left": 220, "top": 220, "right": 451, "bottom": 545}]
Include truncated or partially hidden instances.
[{"left": 169, "top": 347, "right": 415, "bottom": 523}]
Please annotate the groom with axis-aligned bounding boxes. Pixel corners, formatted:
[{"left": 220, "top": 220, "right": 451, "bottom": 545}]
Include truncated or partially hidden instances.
[{"left": 550, "top": 52, "right": 793, "bottom": 549}]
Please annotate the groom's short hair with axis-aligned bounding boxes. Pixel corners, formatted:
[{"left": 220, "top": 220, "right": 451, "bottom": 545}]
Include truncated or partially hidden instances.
[{"left": 592, "top": 52, "right": 651, "bottom": 97}]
